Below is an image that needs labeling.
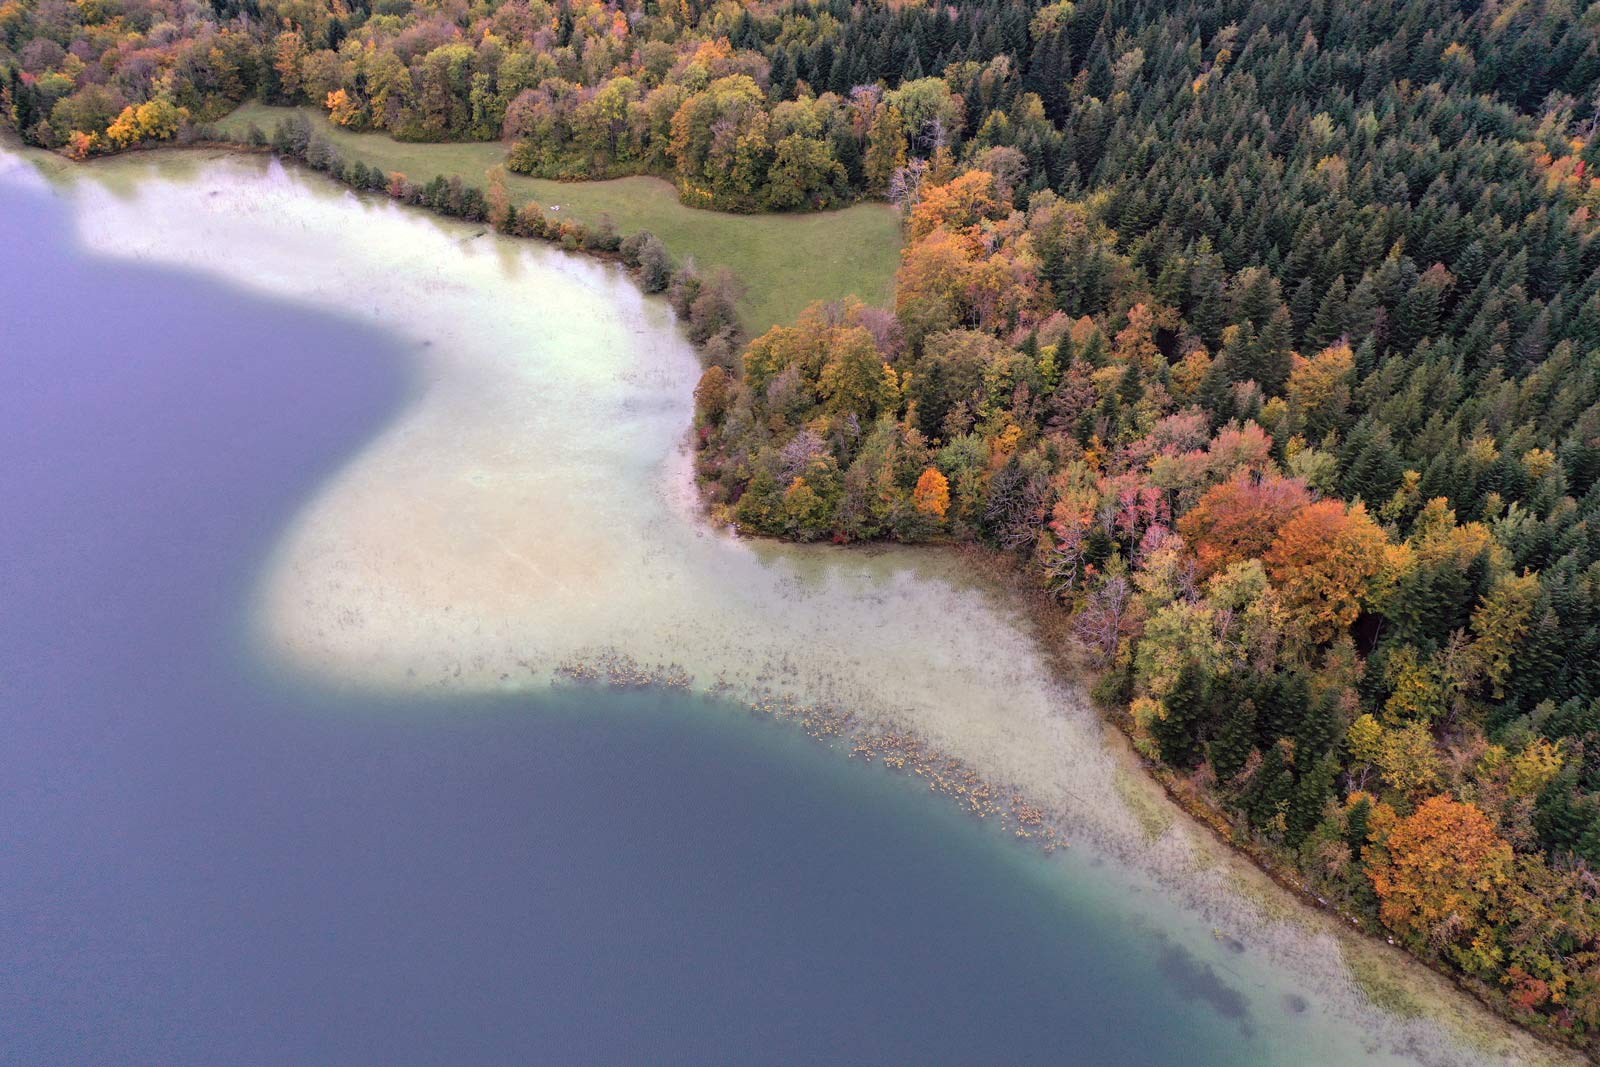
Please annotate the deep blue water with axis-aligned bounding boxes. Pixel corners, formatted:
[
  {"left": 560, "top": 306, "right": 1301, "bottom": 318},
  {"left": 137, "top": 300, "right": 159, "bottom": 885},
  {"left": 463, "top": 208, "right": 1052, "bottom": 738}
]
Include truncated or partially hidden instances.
[{"left": 1, "top": 174, "right": 1251, "bottom": 1064}]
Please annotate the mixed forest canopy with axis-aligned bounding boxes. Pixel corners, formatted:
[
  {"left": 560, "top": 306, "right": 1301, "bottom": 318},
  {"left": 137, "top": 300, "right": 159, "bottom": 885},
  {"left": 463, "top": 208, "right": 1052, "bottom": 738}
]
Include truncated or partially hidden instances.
[{"left": 6, "top": 0, "right": 1600, "bottom": 1048}]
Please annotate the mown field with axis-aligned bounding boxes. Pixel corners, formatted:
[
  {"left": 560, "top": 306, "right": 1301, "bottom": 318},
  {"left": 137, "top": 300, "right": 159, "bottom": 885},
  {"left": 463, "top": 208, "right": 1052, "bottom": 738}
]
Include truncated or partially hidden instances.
[{"left": 217, "top": 102, "right": 901, "bottom": 335}]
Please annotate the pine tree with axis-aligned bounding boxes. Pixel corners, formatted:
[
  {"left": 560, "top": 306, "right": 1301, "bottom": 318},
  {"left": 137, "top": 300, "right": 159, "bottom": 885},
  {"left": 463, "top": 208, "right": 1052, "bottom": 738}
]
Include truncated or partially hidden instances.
[
  {"left": 828, "top": 51, "right": 851, "bottom": 95},
  {"left": 1116, "top": 360, "right": 1144, "bottom": 408},
  {"left": 1339, "top": 419, "right": 1405, "bottom": 505},
  {"left": 1287, "top": 754, "right": 1338, "bottom": 844},
  {"left": 1153, "top": 663, "right": 1209, "bottom": 769},
  {"left": 1252, "top": 672, "right": 1307, "bottom": 750},
  {"left": 1218, "top": 322, "right": 1263, "bottom": 387},
  {"left": 1243, "top": 741, "right": 1295, "bottom": 830},
  {"left": 1258, "top": 304, "right": 1296, "bottom": 395},
  {"left": 7, "top": 67, "right": 40, "bottom": 141},
  {"left": 1345, "top": 795, "right": 1372, "bottom": 859},
  {"left": 1307, "top": 275, "right": 1350, "bottom": 349},
  {"left": 1294, "top": 692, "right": 1340, "bottom": 763},
  {"left": 1210, "top": 695, "right": 1258, "bottom": 782},
  {"left": 1391, "top": 264, "right": 1453, "bottom": 354},
  {"left": 769, "top": 49, "right": 795, "bottom": 98},
  {"left": 1186, "top": 242, "right": 1228, "bottom": 349}
]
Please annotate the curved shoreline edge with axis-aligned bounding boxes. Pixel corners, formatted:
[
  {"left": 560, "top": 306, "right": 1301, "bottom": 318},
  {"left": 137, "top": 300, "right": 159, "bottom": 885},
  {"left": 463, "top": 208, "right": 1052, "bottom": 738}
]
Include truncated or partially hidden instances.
[
  {"left": 978, "top": 544, "right": 1600, "bottom": 1065},
  {"left": 10, "top": 139, "right": 1588, "bottom": 1067}
]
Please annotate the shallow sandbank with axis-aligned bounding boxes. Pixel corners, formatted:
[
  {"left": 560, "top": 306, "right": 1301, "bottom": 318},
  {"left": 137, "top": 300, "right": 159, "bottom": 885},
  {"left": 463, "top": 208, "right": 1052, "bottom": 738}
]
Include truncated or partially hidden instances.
[{"left": 16, "top": 146, "right": 1582, "bottom": 1067}]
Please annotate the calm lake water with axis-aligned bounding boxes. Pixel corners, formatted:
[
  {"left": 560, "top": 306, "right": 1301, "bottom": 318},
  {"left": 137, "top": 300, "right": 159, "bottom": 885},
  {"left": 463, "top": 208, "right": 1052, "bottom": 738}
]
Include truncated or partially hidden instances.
[{"left": 0, "top": 152, "right": 1566, "bottom": 1066}]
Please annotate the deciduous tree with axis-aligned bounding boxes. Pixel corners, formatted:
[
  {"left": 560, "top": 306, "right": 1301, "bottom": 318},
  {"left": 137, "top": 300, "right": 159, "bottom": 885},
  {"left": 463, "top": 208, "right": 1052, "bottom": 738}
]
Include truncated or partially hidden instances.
[
  {"left": 1179, "top": 474, "right": 1312, "bottom": 578},
  {"left": 1264, "top": 500, "right": 1390, "bottom": 644},
  {"left": 1368, "top": 796, "right": 1513, "bottom": 977},
  {"left": 912, "top": 467, "right": 950, "bottom": 519}
]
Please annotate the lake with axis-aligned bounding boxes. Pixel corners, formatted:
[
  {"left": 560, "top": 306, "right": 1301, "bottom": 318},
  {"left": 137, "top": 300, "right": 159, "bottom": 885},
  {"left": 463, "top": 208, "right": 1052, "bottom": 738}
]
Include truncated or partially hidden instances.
[{"left": 0, "top": 147, "right": 1573, "bottom": 1065}]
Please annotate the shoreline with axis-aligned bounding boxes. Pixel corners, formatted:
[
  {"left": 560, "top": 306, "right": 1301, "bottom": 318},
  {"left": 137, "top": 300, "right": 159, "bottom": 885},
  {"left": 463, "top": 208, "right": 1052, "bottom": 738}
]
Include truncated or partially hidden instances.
[
  {"left": 965, "top": 542, "right": 1599, "bottom": 1063},
  {"left": 702, "top": 421, "right": 1598, "bottom": 1061},
  {"left": 593, "top": 472, "right": 1591, "bottom": 1064},
  {"left": 544, "top": 541, "right": 1592, "bottom": 1064},
  {"left": 14, "top": 139, "right": 1587, "bottom": 1067}
]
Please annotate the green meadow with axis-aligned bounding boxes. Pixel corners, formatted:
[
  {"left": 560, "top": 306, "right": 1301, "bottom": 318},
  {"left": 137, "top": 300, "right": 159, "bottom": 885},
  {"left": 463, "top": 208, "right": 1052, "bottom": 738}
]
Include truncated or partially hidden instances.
[{"left": 217, "top": 102, "right": 902, "bottom": 334}]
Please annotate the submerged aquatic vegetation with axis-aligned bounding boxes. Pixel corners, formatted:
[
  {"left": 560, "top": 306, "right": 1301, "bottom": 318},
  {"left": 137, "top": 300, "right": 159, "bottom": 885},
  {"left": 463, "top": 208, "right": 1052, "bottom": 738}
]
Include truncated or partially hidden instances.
[
  {"left": 556, "top": 646, "right": 1069, "bottom": 853},
  {"left": 24, "top": 148, "right": 1584, "bottom": 1067}
]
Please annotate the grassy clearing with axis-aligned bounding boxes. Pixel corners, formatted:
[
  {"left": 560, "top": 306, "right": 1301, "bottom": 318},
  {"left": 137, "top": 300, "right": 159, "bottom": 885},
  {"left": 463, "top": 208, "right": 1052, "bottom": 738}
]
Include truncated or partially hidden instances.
[{"left": 216, "top": 102, "right": 902, "bottom": 335}]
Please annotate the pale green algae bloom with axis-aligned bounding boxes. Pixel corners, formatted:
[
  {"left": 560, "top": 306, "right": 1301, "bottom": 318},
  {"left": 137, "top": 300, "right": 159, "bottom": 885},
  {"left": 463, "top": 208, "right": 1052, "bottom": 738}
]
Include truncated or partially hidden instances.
[{"left": 11, "top": 145, "right": 1582, "bottom": 1067}]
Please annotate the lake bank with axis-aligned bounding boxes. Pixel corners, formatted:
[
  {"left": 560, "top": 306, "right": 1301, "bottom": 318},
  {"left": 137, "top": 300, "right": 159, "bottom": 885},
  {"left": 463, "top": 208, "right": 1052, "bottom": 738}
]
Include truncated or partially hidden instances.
[
  {"left": 961, "top": 536, "right": 1600, "bottom": 1062},
  {"left": 8, "top": 143, "right": 1584, "bottom": 1066},
  {"left": 0, "top": 172, "right": 1259, "bottom": 1062},
  {"left": 212, "top": 102, "right": 902, "bottom": 336}
]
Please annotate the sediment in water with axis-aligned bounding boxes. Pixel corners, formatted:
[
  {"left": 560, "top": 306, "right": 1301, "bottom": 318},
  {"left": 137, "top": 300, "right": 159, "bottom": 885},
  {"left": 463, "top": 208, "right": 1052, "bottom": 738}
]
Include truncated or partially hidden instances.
[{"left": 12, "top": 145, "right": 1583, "bottom": 1067}]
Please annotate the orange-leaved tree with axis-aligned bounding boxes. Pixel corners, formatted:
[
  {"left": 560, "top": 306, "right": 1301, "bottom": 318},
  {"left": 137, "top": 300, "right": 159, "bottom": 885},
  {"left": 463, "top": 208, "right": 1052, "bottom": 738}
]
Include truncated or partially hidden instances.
[
  {"left": 1368, "top": 795, "right": 1513, "bottom": 977},
  {"left": 1178, "top": 473, "right": 1312, "bottom": 578},
  {"left": 907, "top": 170, "right": 1003, "bottom": 240},
  {"left": 1264, "top": 499, "right": 1390, "bottom": 644},
  {"left": 894, "top": 226, "right": 979, "bottom": 344},
  {"left": 913, "top": 467, "right": 951, "bottom": 519}
]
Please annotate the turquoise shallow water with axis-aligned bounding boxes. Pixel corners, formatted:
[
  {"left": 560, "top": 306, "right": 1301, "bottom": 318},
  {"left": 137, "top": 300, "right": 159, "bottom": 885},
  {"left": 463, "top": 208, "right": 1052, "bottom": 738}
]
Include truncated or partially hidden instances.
[
  {"left": 0, "top": 172, "right": 1250, "bottom": 1065},
  {"left": 0, "top": 153, "right": 1567, "bottom": 1066}
]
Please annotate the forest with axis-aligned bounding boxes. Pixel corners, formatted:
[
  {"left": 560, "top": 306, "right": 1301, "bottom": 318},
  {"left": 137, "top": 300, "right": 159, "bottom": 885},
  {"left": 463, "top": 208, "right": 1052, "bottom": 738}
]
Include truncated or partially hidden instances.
[{"left": 5, "top": 0, "right": 1600, "bottom": 1047}]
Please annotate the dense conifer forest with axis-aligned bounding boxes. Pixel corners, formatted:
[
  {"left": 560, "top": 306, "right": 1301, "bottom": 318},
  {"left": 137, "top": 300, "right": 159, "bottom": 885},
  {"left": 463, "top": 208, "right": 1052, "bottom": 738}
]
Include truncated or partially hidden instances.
[{"left": 6, "top": 0, "right": 1600, "bottom": 1046}]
